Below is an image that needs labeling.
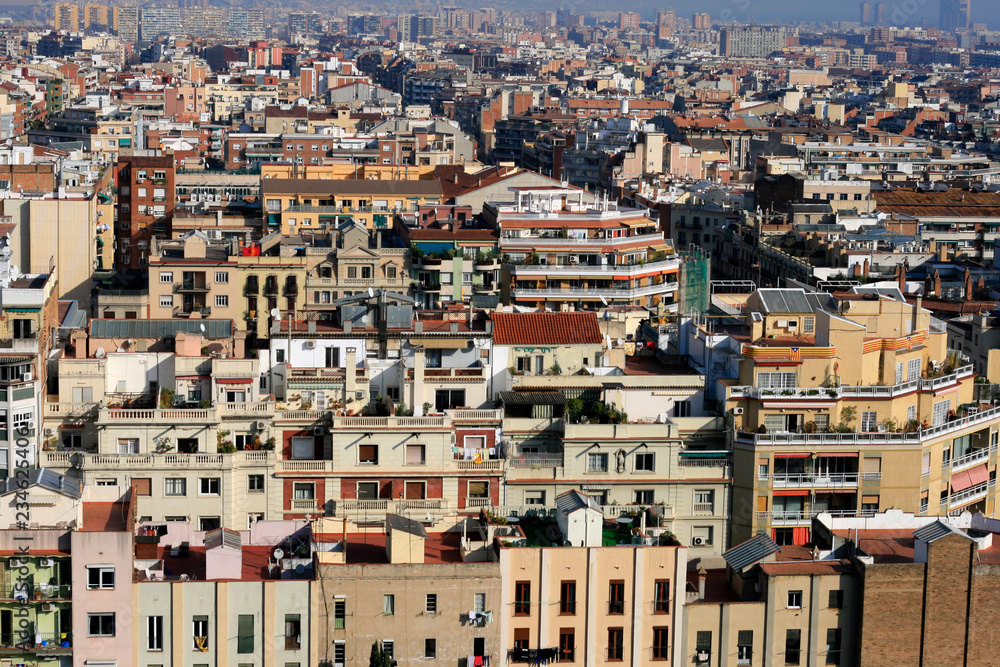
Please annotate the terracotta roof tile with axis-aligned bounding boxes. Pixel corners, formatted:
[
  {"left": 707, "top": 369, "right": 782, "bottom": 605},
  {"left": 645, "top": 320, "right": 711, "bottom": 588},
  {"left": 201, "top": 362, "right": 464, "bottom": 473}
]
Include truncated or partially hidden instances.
[{"left": 491, "top": 312, "right": 602, "bottom": 346}]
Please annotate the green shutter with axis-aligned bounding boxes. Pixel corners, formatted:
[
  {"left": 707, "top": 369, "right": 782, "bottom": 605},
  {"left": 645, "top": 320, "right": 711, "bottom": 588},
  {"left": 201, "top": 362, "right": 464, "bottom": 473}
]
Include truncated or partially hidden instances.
[{"left": 237, "top": 615, "right": 254, "bottom": 654}]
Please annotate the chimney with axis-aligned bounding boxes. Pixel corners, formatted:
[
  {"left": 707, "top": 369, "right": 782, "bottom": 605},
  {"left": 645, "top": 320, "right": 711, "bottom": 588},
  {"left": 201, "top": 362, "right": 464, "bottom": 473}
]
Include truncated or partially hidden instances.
[
  {"left": 697, "top": 567, "right": 707, "bottom": 600},
  {"left": 898, "top": 264, "right": 906, "bottom": 292},
  {"left": 915, "top": 295, "right": 922, "bottom": 332},
  {"left": 965, "top": 272, "right": 974, "bottom": 300},
  {"left": 933, "top": 271, "right": 941, "bottom": 296},
  {"left": 863, "top": 258, "right": 870, "bottom": 277}
]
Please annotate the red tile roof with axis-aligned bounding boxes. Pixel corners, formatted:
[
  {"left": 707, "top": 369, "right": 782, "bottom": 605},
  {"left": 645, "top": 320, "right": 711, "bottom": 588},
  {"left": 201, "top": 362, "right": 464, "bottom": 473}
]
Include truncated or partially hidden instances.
[{"left": 492, "top": 312, "right": 602, "bottom": 346}]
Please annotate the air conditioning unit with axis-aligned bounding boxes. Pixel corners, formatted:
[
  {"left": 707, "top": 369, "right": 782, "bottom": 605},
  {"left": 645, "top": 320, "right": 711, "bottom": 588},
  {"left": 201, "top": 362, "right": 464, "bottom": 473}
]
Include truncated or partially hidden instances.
[
  {"left": 256, "top": 421, "right": 268, "bottom": 430},
  {"left": 569, "top": 256, "right": 579, "bottom": 263},
  {"left": 304, "top": 340, "right": 316, "bottom": 349},
  {"left": 355, "top": 390, "right": 366, "bottom": 400},
  {"left": 22, "top": 372, "right": 32, "bottom": 382},
  {"left": 732, "top": 407, "right": 744, "bottom": 415},
  {"left": 44, "top": 428, "right": 54, "bottom": 437},
  {"left": 692, "top": 537, "right": 705, "bottom": 546},
  {"left": 313, "top": 427, "right": 325, "bottom": 436},
  {"left": 787, "top": 320, "right": 798, "bottom": 329},
  {"left": 41, "top": 604, "right": 54, "bottom": 612},
  {"left": 40, "top": 558, "right": 54, "bottom": 567}
]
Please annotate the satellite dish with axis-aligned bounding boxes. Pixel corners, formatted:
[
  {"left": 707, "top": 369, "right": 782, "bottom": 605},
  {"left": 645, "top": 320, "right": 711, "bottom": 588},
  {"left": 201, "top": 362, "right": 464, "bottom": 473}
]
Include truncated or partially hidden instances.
[
  {"left": 360, "top": 315, "right": 369, "bottom": 326},
  {"left": 200, "top": 323, "right": 206, "bottom": 333},
  {"left": 179, "top": 574, "right": 190, "bottom": 581},
  {"left": 368, "top": 287, "right": 374, "bottom": 298},
  {"left": 9, "top": 265, "right": 19, "bottom": 282},
  {"left": 94, "top": 347, "right": 106, "bottom": 358},
  {"left": 600, "top": 295, "right": 608, "bottom": 306},
  {"left": 116, "top": 347, "right": 124, "bottom": 353},
  {"left": 294, "top": 563, "right": 305, "bottom": 575},
  {"left": 617, "top": 338, "right": 624, "bottom": 346},
  {"left": 273, "top": 548, "right": 284, "bottom": 560},
  {"left": 270, "top": 307, "right": 281, "bottom": 321}
]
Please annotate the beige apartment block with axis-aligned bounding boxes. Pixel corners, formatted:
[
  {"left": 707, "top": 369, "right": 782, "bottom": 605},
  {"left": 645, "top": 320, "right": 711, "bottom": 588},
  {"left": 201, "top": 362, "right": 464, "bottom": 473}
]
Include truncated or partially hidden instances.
[{"left": 148, "top": 231, "right": 243, "bottom": 321}]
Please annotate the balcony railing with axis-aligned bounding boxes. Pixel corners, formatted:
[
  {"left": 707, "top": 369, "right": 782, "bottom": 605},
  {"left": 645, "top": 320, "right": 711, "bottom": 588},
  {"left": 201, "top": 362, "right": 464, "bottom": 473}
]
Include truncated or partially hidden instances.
[
  {"left": 508, "top": 454, "right": 564, "bottom": 468},
  {"left": 512, "top": 282, "right": 679, "bottom": 300},
  {"left": 769, "top": 473, "right": 859, "bottom": 488},
  {"left": 755, "top": 509, "right": 873, "bottom": 525},
  {"left": 947, "top": 447, "right": 992, "bottom": 472},
  {"left": 509, "top": 258, "right": 680, "bottom": 275},
  {"left": 728, "top": 365, "right": 974, "bottom": 401},
  {"left": 947, "top": 479, "right": 994, "bottom": 509},
  {"left": 0, "top": 632, "right": 70, "bottom": 650},
  {"left": 45, "top": 450, "right": 275, "bottom": 469}
]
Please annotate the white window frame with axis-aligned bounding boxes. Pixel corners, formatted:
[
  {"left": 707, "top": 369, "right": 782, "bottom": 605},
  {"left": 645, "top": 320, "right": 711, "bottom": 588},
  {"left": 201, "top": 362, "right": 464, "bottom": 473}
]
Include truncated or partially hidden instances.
[
  {"left": 215, "top": 271, "right": 229, "bottom": 283},
  {"left": 756, "top": 372, "right": 797, "bottom": 389},
  {"left": 87, "top": 565, "right": 115, "bottom": 590},
  {"left": 160, "top": 295, "right": 173, "bottom": 307},
  {"left": 215, "top": 294, "right": 229, "bottom": 307},
  {"left": 147, "top": 615, "right": 163, "bottom": 651},
  {"left": 199, "top": 477, "right": 220, "bottom": 496},
  {"left": 160, "top": 271, "right": 173, "bottom": 283}
]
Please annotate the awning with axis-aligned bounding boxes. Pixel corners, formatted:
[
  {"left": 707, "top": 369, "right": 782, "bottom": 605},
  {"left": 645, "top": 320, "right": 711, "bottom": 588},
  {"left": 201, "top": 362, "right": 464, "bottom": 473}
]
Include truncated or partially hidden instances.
[
  {"left": 218, "top": 378, "right": 253, "bottom": 384},
  {"left": 176, "top": 375, "right": 209, "bottom": 380},
  {"left": 6, "top": 308, "right": 39, "bottom": 313},
  {"left": 775, "top": 453, "right": 811, "bottom": 458},
  {"left": 813, "top": 489, "right": 857, "bottom": 494},
  {"left": 581, "top": 484, "right": 611, "bottom": 491},
  {"left": 950, "top": 465, "right": 988, "bottom": 493},
  {"left": 772, "top": 490, "right": 810, "bottom": 496},
  {"left": 679, "top": 450, "right": 730, "bottom": 458},
  {"left": 410, "top": 338, "right": 469, "bottom": 349},
  {"left": 816, "top": 452, "right": 859, "bottom": 458}
]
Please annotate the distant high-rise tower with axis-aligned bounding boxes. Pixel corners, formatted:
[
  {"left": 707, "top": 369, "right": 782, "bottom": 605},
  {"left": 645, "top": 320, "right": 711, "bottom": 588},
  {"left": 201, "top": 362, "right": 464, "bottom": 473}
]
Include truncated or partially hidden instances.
[
  {"left": 54, "top": 4, "right": 81, "bottom": 31},
  {"left": 877, "top": 3, "right": 886, "bottom": 23},
  {"left": 619, "top": 11, "right": 640, "bottom": 31},
  {"left": 656, "top": 9, "right": 675, "bottom": 41},
  {"left": 939, "top": 0, "right": 971, "bottom": 32},
  {"left": 693, "top": 12, "right": 711, "bottom": 30},
  {"left": 860, "top": 2, "right": 873, "bottom": 25}
]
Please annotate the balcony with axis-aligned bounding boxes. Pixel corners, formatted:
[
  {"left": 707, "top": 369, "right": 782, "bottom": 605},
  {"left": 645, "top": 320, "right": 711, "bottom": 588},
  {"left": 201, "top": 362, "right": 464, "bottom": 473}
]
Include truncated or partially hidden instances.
[
  {"left": 509, "top": 257, "right": 680, "bottom": 276},
  {"left": 513, "top": 282, "right": 679, "bottom": 301},
  {"left": 173, "top": 306, "right": 211, "bottom": 318},
  {"left": 755, "top": 509, "right": 874, "bottom": 525},
  {"left": 0, "top": 632, "right": 71, "bottom": 653},
  {"left": 217, "top": 401, "right": 275, "bottom": 419},
  {"left": 947, "top": 446, "right": 992, "bottom": 472},
  {"left": 946, "top": 479, "right": 994, "bottom": 510},
  {"left": 444, "top": 409, "right": 503, "bottom": 423},
  {"left": 768, "top": 473, "right": 860, "bottom": 488},
  {"left": 97, "top": 407, "right": 219, "bottom": 424},
  {"left": 330, "top": 498, "right": 453, "bottom": 521},
  {"left": 42, "top": 450, "right": 274, "bottom": 470},
  {"left": 262, "top": 283, "right": 279, "bottom": 297},
  {"left": 409, "top": 367, "right": 486, "bottom": 383},
  {"left": 500, "top": 232, "right": 666, "bottom": 248},
  {"left": 45, "top": 401, "right": 100, "bottom": 419},
  {"left": 173, "top": 281, "right": 210, "bottom": 293},
  {"left": 728, "top": 364, "right": 974, "bottom": 401}
]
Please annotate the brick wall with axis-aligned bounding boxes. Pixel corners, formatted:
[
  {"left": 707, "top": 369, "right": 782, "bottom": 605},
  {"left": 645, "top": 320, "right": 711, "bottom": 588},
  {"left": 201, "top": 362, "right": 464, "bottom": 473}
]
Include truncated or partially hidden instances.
[
  {"left": 857, "top": 561, "right": 925, "bottom": 665},
  {"left": 920, "top": 533, "right": 974, "bottom": 666}
]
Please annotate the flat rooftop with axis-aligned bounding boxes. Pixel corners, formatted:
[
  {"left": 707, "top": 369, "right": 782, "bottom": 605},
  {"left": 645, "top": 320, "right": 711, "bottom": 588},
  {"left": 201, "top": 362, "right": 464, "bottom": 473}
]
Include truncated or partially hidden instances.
[{"left": 343, "top": 531, "right": 464, "bottom": 564}]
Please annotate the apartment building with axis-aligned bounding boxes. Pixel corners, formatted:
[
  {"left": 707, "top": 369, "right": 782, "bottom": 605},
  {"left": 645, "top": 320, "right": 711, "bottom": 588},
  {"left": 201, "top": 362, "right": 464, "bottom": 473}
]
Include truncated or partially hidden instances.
[
  {"left": 718, "top": 287, "right": 994, "bottom": 545},
  {"left": 117, "top": 155, "right": 175, "bottom": 270},
  {"left": 489, "top": 186, "right": 681, "bottom": 312},
  {"left": 262, "top": 178, "right": 445, "bottom": 234},
  {"left": 394, "top": 204, "right": 500, "bottom": 309},
  {"left": 148, "top": 231, "right": 240, "bottom": 321},
  {"left": 684, "top": 531, "right": 857, "bottom": 667},
  {"left": 134, "top": 521, "right": 315, "bottom": 665},
  {"left": 499, "top": 528, "right": 686, "bottom": 665},
  {"left": 315, "top": 515, "right": 502, "bottom": 666}
]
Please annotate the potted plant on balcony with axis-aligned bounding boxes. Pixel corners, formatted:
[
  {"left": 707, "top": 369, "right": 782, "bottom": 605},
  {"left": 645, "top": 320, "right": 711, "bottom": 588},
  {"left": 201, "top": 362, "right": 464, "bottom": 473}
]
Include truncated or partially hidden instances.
[
  {"left": 154, "top": 436, "right": 173, "bottom": 454},
  {"left": 422, "top": 401, "right": 433, "bottom": 417},
  {"left": 159, "top": 388, "right": 176, "bottom": 409},
  {"left": 262, "top": 437, "right": 276, "bottom": 450}
]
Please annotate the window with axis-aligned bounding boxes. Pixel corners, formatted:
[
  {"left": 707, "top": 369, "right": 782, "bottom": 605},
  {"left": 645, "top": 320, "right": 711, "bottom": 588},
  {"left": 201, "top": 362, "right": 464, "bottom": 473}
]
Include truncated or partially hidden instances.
[
  {"left": 607, "top": 627, "right": 624, "bottom": 661},
  {"left": 635, "top": 452, "right": 655, "bottom": 472},
  {"left": 147, "top": 615, "right": 163, "bottom": 651},
  {"left": 293, "top": 482, "right": 315, "bottom": 500},
  {"left": 560, "top": 581, "right": 576, "bottom": 614},
  {"left": 828, "top": 589, "right": 844, "bottom": 609},
  {"left": 933, "top": 399, "right": 950, "bottom": 426},
  {"left": 514, "top": 581, "right": 530, "bottom": 615},
  {"left": 737, "top": 630, "right": 753, "bottom": 666},
  {"left": 193, "top": 616, "right": 209, "bottom": 651},
  {"left": 560, "top": 629, "right": 576, "bottom": 662},
  {"left": 588, "top": 452, "right": 608, "bottom": 472},
  {"left": 359, "top": 444, "right": 378, "bottom": 465},
  {"left": 826, "top": 628, "right": 841, "bottom": 665},
  {"left": 694, "top": 490, "right": 714, "bottom": 511},
  {"left": 434, "top": 388, "right": 464, "bottom": 410},
  {"left": 525, "top": 490, "right": 546, "bottom": 505},
  {"left": 787, "top": 590, "right": 803, "bottom": 609},
  {"left": 896, "top": 361, "right": 904, "bottom": 384},
  {"left": 200, "top": 517, "right": 220, "bottom": 531},
  {"left": 652, "top": 627, "right": 669, "bottom": 660},
  {"left": 425, "top": 594, "right": 437, "bottom": 613},
  {"left": 860, "top": 411, "right": 878, "bottom": 432},
  {"left": 216, "top": 295, "right": 229, "bottom": 308},
  {"left": 381, "top": 641, "right": 393, "bottom": 660},
  {"left": 291, "top": 436, "right": 314, "bottom": 460},
  {"left": 215, "top": 272, "right": 229, "bottom": 283},
  {"left": 785, "top": 629, "right": 801, "bottom": 665},
  {"left": 675, "top": 400, "right": 692, "bottom": 417},
  {"left": 474, "top": 592, "right": 487, "bottom": 613},
  {"left": 907, "top": 357, "right": 920, "bottom": 381},
  {"left": 116, "top": 437, "right": 139, "bottom": 454},
  {"left": 383, "top": 595, "right": 394, "bottom": 615},
  {"left": 248, "top": 474, "right": 264, "bottom": 493},
  {"left": 334, "top": 641, "right": 346, "bottom": 664},
  {"left": 89, "top": 613, "right": 115, "bottom": 636},
  {"left": 608, "top": 581, "right": 624, "bottom": 614},
  {"left": 87, "top": 565, "right": 115, "bottom": 589},
  {"left": 696, "top": 631, "right": 712, "bottom": 665},
  {"left": 333, "top": 598, "right": 346, "bottom": 629},
  {"left": 424, "top": 638, "right": 436, "bottom": 659},
  {"left": 862, "top": 495, "right": 879, "bottom": 514},
  {"left": 907, "top": 404, "right": 917, "bottom": 425},
  {"left": 237, "top": 615, "right": 254, "bottom": 654},
  {"left": 132, "top": 478, "right": 151, "bottom": 496},
  {"left": 803, "top": 317, "right": 814, "bottom": 333},
  {"left": 12, "top": 409, "right": 33, "bottom": 431},
  {"left": 654, "top": 579, "right": 670, "bottom": 613},
  {"left": 165, "top": 478, "right": 187, "bottom": 496},
  {"left": 406, "top": 443, "right": 426, "bottom": 465},
  {"left": 160, "top": 295, "right": 173, "bottom": 307},
  {"left": 96, "top": 478, "right": 116, "bottom": 486},
  {"left": 285, "top": 614, "right": 301, "bottom": 650},
  {"left": 757, "top": 371, "right": 796, "bottom": 388},
  {"left": 199, "top": 478, "right": 220, "bottom": 495}
]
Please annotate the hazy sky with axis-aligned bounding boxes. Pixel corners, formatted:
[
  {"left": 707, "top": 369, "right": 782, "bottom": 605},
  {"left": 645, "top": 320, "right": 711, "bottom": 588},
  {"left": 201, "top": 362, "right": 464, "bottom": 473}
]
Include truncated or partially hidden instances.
[{"left": 608, "top": 0, "right": 995, "bottom": 29}]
